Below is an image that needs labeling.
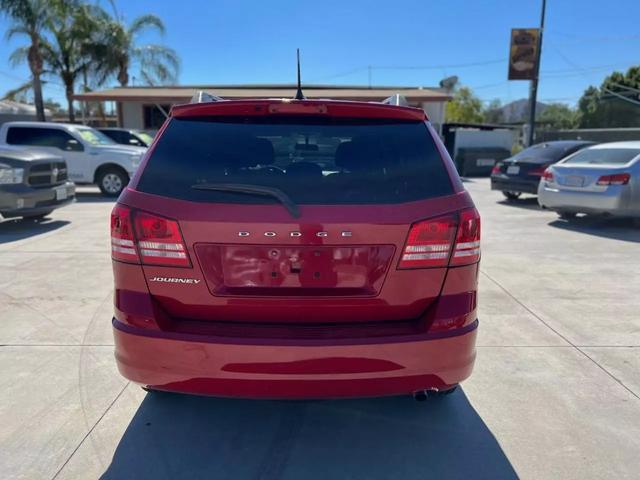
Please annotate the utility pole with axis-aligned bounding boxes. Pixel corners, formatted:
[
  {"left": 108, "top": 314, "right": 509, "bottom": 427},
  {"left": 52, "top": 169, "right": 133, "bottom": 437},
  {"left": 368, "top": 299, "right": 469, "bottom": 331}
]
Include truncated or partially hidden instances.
[{"left": 527, "top": 0, "right": 547, "bottom": 146}]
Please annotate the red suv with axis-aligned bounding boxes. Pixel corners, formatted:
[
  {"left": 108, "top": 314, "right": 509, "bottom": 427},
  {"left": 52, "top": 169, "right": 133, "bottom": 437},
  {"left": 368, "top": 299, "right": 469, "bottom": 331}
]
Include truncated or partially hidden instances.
[{"left": 110, "top": 96, "right": 480, "bottom": 399}]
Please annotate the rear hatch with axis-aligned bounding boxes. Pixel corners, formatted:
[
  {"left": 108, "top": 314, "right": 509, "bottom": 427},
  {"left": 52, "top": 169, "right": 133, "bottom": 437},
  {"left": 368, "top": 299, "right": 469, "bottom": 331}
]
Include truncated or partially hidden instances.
[{"left": 121, "top": 103, "right": 470, "bottom": 324}]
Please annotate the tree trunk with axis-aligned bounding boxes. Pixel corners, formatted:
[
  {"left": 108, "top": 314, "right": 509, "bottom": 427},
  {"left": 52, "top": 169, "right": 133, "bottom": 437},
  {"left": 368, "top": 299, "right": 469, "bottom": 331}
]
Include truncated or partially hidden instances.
[
  {"left": 27, "top": 38, "right": 46, "bottom": 122},
  {"left": 31, "top": 74, "right": 46, "bottom": 122},
  {"left": 66, "top": 83, "right": 75, "bottom": 123}
]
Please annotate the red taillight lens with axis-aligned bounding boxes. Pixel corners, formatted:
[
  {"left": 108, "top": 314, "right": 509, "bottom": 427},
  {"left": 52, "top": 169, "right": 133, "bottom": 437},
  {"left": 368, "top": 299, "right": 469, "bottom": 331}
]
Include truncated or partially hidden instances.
[
  {"left": 491, "top": 163, "right": 502, "bottom": 175},
  {"left": 542, "top": 168, "right": 553, "bottom": 181},
  {"left": 133, "top": 211, "right": 191, "bottom": 267},
  {"left": 528, "top": 166, "right": 547, "bottom": 177},
  {"left": 398, "top": 215, "right": 457, "bottom": 269},
  {"left": 596, "top": 173, "right": 630, "bottom": 186},
  {"left": 111, "top": 205, "right": 139, "bottom": 263},
  {"left": 111, "top": 204, "right": 190, "bottom": 267},
  {"left": 450, "top": 208, "right": 481, "bottom": 266},
  {"left": 398, "top": 208, "right": 481, "bottom": 269}
]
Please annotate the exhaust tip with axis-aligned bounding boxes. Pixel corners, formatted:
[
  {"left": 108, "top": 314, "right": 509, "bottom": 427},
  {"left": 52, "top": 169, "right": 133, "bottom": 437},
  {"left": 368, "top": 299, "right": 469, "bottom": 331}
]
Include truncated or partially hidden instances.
[{"left": 413, "top": 390, "right": 429, "bottom": 401}]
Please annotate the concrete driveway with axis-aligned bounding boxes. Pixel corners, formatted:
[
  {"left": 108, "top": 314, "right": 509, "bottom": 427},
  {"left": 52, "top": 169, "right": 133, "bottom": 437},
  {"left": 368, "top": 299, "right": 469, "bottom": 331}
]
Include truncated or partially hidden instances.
[{"left": 1, "top": 179, "right": 639, "bottom": 480}]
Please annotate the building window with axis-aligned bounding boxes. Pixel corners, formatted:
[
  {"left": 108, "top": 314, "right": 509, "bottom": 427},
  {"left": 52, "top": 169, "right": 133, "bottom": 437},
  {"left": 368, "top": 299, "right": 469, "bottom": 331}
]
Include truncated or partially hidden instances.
[{"left": 143, "top": 104, "right": 171, "bottom": 130}]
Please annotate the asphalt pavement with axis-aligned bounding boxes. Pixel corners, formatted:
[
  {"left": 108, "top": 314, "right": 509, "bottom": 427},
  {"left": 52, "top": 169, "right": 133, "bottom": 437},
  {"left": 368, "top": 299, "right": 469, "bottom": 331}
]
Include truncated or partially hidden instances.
[{"left": 1, "top": 180, "right": 639, "bottom": 480}]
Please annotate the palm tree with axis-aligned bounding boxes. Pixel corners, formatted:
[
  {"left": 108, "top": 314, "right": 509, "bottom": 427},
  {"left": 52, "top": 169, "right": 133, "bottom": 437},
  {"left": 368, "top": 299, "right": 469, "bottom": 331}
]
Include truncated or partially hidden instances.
[
  {"left": 92, "top": 13, "right": 179, "bottom": 87},
  {"left": 1, "top": 0, "right": 48, "bottom": 121},
  {"left": 39, "top": 0, "right": 105, "bottom": 121}
]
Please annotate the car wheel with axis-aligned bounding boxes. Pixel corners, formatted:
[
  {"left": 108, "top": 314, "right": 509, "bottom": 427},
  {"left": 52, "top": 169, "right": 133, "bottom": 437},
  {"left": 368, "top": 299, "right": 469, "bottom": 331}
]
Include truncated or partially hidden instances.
[
  {"left": 98, "top": 168, "right": 129, "bottom": 197},
  {"left": 502, "top": 191, "right": 521, "bottom": 201},
  {"left": 558, "top": 211, "right": 577, "bottom": 220},
  {"left": 23, "top": 210, "right": 53, "bottom": 220}
]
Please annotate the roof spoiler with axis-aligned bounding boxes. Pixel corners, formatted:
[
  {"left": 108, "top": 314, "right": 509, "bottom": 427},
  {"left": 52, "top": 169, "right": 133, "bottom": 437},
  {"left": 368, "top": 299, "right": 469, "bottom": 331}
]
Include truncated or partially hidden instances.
[
  {"left": 381, "top": 94, "right": 409, "bottom": 107},
  {"left": 190, "top": 91, "right": 224, "bottom": 104}
]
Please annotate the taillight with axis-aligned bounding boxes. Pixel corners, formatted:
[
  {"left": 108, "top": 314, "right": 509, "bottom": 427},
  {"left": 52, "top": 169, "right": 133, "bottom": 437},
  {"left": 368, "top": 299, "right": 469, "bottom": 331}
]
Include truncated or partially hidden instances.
[
  {"left": 528, "top": 166, "right": 547, "bottom": 176},
  {"left": 450, "top": 208, "right": 481, "bottom": 266},
  {"left": 596, "top": 173, "right": 630, "bottom": 186},
  {"left": 491, "top": 163, "right": 502, "bottom": 175},
  {"left": 110, "top": 204, "right": 191, "bottom": 267},
  {"left": 398, "top": 208, "right": 481, "bottom": 269},
  {"left": 111, "top": 205, "right": 138, "bottom": 263},
  {"left": 398, "top": 215, "right": 457, "bottom": 269},
  {"left": 542, "top": 168, "right": 553, "bottom": 182},
  {"left": 134, "top": 211, "right": 191, "bottom": 267}
]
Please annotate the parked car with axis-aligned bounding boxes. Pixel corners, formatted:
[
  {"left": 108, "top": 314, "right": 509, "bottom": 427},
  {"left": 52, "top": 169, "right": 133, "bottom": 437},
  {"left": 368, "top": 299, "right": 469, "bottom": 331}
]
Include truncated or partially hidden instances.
[
  {"left": 491, "top": 140, "right": 594, "bottom": 200},
  {"left": 538, "top": 141, "right": 640, "bottom": 219},
  {"left": 110, "top": 95, "right": 481, "bottom": 399},
  {"left": 98, "top": 128, "right": 154, "bottom": 148},
  {"left": 0, "top": 122, "right": 146, "bottom": 196},
  {"left": 0, "top": 146, "right": 75, "bottom": 220}
]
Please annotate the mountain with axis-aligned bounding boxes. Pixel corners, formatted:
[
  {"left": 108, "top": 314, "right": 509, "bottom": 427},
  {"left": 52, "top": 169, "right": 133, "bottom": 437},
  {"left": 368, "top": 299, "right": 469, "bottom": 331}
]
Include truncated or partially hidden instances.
[{"left": 487, "top": 99, "right": 549, "bottom": 123}]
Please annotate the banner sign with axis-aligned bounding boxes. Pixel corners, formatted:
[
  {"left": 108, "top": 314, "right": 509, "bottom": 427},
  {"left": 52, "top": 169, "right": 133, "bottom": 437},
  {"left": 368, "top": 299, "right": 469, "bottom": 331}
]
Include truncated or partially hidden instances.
[{"left": 508, "top": 28, "right": 540, "bottom": 80}]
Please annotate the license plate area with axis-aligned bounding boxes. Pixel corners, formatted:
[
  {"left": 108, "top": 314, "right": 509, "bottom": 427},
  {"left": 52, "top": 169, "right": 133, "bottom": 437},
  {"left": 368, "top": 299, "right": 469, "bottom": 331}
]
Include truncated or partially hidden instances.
[
  {"left": 507, "top": 165, "right": 520, "bottom": 175},
  {"left": 55, "top": 186, "right": 67, "bottom": 201},
  {"left": 562, "top": 175, "right": 585, "bottom": 187},
  {"left": 477, "top": 158, "right": 495, "bottom": 167},
  {"left": 195, "top": 244, "right": 395, "bottom": 296}
]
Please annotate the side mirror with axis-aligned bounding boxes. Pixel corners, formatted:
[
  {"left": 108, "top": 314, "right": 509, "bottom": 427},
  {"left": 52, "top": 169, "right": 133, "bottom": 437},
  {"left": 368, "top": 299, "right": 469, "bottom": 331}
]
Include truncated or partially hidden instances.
[
  {"left": 129, "top": 138, "right": 142, "bottom": 146},
  {"left": 65, "top": 139, "right": 83, "bottom": 152}
]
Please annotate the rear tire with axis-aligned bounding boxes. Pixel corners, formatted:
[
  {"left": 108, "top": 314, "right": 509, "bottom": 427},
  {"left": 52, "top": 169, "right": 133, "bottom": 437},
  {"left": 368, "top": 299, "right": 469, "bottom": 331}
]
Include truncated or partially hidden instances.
[
  {"left": 558, "top": 211, "right": 577, "bottom": 220},
  {"left": 502, "top": 191, "right": 521, "bottom": 201},
  {"left": 97, "top": 167, "right": 129, "bottom": 197}
]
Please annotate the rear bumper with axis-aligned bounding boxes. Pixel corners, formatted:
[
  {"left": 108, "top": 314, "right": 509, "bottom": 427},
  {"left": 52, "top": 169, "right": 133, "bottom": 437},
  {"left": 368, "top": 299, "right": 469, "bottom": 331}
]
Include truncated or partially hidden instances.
[
  {"left": 491, "top": 175, "right": 539, "bottom": 194},
  {"left": 538, "top": 184, "right": 639, "bottom": 217},
  {"left": 113, "top": 318, "right": 478, "bottom": 399}
]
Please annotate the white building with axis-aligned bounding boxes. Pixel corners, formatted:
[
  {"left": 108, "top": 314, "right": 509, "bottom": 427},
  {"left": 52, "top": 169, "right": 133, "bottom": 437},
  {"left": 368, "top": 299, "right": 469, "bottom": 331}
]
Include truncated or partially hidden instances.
[{"left": 74, "top": 84, "right": 451, "bottom": 132}]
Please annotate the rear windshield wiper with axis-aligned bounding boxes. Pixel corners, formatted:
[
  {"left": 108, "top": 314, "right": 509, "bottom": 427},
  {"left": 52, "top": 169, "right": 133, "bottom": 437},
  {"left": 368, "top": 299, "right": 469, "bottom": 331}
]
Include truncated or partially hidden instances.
[{"left": 191, "top": 183, "right": 301, "bottom": 218}]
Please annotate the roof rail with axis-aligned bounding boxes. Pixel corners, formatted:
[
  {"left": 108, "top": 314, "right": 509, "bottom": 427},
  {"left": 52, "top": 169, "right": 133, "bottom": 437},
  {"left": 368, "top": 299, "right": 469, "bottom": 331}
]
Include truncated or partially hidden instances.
[
  {"left": 190, "top": 90, "right": 224, "bottom": 104},
  {"left": 381, "top": 94, "right": 409, "bottom": 107}
]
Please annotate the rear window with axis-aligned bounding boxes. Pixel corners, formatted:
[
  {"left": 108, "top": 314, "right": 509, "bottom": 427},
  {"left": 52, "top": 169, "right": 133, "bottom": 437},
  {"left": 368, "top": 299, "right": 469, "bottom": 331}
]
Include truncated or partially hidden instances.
[
  {"left": 137, "top": 116, "right": 452, "bottom": 205},
  {"left": 511, "top": 142, "right": 587, "bottom": 163},
  {"left": 563, "top": 148, "right": 640, "bottom": 165}
]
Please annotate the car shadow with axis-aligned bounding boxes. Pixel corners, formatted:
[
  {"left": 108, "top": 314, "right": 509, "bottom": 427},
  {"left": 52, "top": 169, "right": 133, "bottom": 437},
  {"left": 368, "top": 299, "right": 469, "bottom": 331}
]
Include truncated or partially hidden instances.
[
  {"left": 0, "top": 217, "right": 70, "bottom": 244},
  {"left": 548, "top": 216, "right": 640, "bottom": 243},
  {"left": 100, "top": 389, "right": 517, "bottom": 480},
  {"left": 75, "top": 191, "right": 115, "bottom": 203},
  {"left": 497, "top": 197, "right": 542, "bottom": 211}
]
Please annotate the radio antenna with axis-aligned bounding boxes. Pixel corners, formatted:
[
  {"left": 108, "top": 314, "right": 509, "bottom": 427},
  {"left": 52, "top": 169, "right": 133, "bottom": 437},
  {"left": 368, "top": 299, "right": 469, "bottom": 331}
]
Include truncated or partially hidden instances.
[{"left": 295, "top": 49, "right": 305, "bottom": 100}]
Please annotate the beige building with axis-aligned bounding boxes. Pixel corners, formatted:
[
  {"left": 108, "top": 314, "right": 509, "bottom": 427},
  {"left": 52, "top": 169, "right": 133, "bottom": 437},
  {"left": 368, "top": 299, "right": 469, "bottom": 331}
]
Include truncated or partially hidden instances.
[{"left": 74, "top": 84, "right": 451, "bottom": 132}]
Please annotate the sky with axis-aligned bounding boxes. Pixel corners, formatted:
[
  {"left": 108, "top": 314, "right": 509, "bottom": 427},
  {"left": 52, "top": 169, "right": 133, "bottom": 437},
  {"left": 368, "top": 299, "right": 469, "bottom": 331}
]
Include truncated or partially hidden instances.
[{"left": 1, "top": 0, "right": 639, "bottom": 108}]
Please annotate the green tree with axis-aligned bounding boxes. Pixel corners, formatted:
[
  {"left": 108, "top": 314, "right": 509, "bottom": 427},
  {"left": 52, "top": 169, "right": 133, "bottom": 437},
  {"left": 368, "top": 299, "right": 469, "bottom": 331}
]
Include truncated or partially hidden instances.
[
  {"left": 484, "top": 98, "right": 504, "bottom": 123},
  {"left": 38, "top": 0, "right": 106, "bottom": 121},
  {"left": 576, "top": 66, "right": 640, "bottom": 128},
  {"left": 446, "top": 87, "right": 484, "bottom": 123},
  {"left": 1, "top": 0, "right": 48, "bottom": 121},
  {"left": 91, "top": 13, "right": 179, "bottom": 87},
  {"left": 538, "top": 103, "right": 576, "bottom": 130}
]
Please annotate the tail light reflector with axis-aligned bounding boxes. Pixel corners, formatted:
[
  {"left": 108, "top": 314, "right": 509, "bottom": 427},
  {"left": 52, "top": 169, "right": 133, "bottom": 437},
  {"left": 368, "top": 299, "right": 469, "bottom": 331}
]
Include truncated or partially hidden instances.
[
  {"left": 398, "top": 208, "right": 481, "bottom": 269},
  {"left": 491, "top": 163, "right": 502, "bottom": 175},
  {"left": 398, "top": 215, "right": 457, "bottom": 269},
  {"left": 111, "top": 205, "right": 138, "bottom": 263},
  {"left": 542, "top": 168, "right": 553, "bottom": 182},
  {"left": 110, "top": 205, "right": 191, "bottom": 267},
  {"left": 596, "top": 173, "right": 630, "bottom": 186},
  {"left": 450, "top": 208, "right": 481, "bottom": 266}
]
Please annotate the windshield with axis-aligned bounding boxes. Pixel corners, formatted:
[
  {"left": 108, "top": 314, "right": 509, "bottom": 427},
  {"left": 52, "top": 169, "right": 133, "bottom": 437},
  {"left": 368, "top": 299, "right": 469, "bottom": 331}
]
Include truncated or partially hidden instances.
[
  {"left": 563, "top": 148, "right": 640, "bottom": 165},
  {"left": 76, "top": 128, "right": 116, "bottom": 145},
  {"left": 135, "top": 131, "right": 155, "bottom": 145},
  {"left": 137, "top": 116, "right": 453, "bottom": 205}
]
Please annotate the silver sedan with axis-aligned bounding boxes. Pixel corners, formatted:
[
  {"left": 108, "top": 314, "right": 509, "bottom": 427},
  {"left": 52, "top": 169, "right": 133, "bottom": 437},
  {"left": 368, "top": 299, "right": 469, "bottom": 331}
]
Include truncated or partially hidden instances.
[{"left": 538, "top": 141, "right": 640, "bottom": 219}]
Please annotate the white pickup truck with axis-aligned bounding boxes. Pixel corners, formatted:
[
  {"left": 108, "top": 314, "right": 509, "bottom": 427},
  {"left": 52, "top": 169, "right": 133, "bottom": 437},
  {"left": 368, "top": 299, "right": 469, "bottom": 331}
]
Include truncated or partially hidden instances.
[{"left": 0, "top": 122, "right": 146, "bottom": 196}]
